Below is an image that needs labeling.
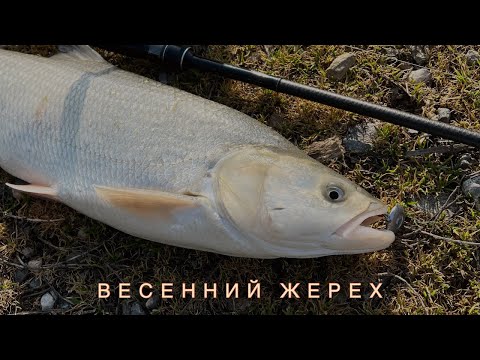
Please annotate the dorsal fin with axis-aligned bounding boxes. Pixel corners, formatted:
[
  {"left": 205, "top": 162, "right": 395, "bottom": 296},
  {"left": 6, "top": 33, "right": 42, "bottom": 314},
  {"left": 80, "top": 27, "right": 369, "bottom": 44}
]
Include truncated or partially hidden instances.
[
  {"left": 52, "top": 45, "right": 107, "bottom": 63},
  {"left": 94, "top": 185, "right": 202, "bottom": 219}
]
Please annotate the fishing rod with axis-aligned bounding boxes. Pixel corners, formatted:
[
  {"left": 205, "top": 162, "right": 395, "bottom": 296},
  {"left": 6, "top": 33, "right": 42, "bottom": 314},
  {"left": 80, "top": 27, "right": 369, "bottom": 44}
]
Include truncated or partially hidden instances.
[{"left": 95, "top": 44, "right": 480, "bottom": 149}]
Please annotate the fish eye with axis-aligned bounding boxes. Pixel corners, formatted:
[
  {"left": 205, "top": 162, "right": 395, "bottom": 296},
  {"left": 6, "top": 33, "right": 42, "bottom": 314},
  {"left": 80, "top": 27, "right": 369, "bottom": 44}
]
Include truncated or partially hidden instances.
[{"left": 326, "top": 185, "right": 345, "bottom": 202}]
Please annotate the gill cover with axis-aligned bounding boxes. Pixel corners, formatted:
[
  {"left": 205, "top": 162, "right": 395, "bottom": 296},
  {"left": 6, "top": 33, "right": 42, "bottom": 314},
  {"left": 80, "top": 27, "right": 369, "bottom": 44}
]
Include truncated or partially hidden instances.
[{"left": 215, "top": 147, "right": 274, "bottom": 246}]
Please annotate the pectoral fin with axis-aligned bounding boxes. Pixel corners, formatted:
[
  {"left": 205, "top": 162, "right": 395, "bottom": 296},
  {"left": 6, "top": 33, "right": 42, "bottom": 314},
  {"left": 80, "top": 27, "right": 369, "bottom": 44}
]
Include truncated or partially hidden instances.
[
  {"left": 6, "top": 183, "right": 58, "bottom": 201},
  {"left": 94, "top": 185, "right": 203, "bottom": 219}
]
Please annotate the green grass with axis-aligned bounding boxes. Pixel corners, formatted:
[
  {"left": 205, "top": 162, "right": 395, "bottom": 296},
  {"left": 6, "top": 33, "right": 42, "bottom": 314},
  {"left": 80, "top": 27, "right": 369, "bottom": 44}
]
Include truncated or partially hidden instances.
[{"left": 1, "top": 45, "right": 480, "bottom": 315}]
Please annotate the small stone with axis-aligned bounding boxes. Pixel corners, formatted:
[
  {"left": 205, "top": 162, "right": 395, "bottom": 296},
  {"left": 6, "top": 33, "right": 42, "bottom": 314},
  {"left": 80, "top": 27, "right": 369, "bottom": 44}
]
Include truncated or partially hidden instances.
[
  {"left": 126, "top": 302, "right": 146, "bottom": 315},
  {"left": 462, "top": 175, "right": 480, "bottom": 210},
  {"left": 398, "top": 63, "right": 413, "bottom": 70},
  {"left": 29, "top": 277, "right": 42, "bottom": 289},
  {"left": 40, "top": 292, "right": 56, "bottom": 311},
  {"left": 326, "top": 53, "right": 356, "bottom": 81},
  {"left": 466, "top": 49, "right": 480, "bottom": 66},
  {"left": 436, "top": 108, "right": 451, "bottom": 123},
  {"left": 27, "top": 258, "right": 42, "bottom": 270},
  {"left": 145, "top": 294, "right": 160, "bottom": 310},
  {"left": 457, "top": 153, "right": 478, "bottom": 169},
  {"left": 383, "top": 47, "right": 399, "bottom": 58},
  {"left": 58, "top": 300, "right": 71, "bottom": 310},
  {"left": 20, "top": 247, "right": 34, "bottom": 258},
  {"left": 14, "top": 269, "right": 28, "bottom": 283},
  {"left": 407, "top": 128, "right": 419, "bottom": 135},
  {"left": 417, "top": 193, "right": 459, "bottom": 216},
  {"left": 342, "top": 122, "right": 380, "bottom": 154},
  {"left": 408, "top": 68, "right": 432, "bottom": 84},
  {"left": 409, "top": 46, "right": 429, "bottom": 65},
  {"left": 305, "top": 136, "right": 345, "bottom": 162}
]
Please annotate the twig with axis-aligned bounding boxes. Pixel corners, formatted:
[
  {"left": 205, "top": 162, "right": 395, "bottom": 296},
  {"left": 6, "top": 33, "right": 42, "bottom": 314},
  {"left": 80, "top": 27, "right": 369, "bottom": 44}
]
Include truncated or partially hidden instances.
[
  {"left": 22, "top": 287, "right": 51, "bottom": 299},
  {"left": 405, "top": 144, "right": 471, "bottom": 158},
  {"left": 38, "top": 238, "right": 67, "bottom": 251},
  {"left": 429, "top": 186, "right": 461, "bottom": 222},
  {"left": 13, "top": 311, "right": 47, "bottom": 315},
  {"left": 420, "top": 230, "right": 480, "bottom": 246},
  {"left": 3, "top": 213, "right": 64, "bottom": 223},
  {"left": 378, "top": 272, "right": 428, "bottom": 313},
  {"left": 39, "top": 236, "right": 113, "bottom": 269},
  {"left": 262, "top": 45, "right": 271, "bottom": 57},
  {"left": 16, "top": 253, "right": 26, "bottom": 267},
  {"left": 14, "top": 308, "right": 75, "bottom": 315},
  {"left": 345, "top": 45, "right": 427, "bottom": 72},
  {"left": 49, "top": 286, "right": 75, "bottom": 306},
  {"left": 467, "top": 170, "right": 480, "bottom": 179},
  {"left": 0, "top": 259, "right": 24, "bottom": 269}
]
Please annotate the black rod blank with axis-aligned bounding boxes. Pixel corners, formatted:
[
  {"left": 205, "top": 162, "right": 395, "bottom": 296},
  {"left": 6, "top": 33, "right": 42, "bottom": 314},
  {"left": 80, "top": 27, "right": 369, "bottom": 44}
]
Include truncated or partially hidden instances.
[{"left": 96, "top": 45, "right": 480, "bottom": 149}]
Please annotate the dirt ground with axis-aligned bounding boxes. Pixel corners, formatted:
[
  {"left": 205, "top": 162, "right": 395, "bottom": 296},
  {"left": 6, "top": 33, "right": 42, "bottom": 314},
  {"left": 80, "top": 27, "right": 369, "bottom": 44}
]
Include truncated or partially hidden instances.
[{"left": 1, "top": 45, "right": 479, "bottom": 315}]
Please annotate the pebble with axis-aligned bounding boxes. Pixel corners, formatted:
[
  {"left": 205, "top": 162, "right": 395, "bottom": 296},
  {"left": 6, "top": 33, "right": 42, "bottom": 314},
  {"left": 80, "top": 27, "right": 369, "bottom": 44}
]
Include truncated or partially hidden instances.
[
  {"left": 20, "top": 247, "right": 34, "bottom": 258},
  {"left": 14, "top": 269, "right": 28, "bottom": 283},
  {"left": 123, "top": 302, "right": 146, "bottom": 315},
  {"left": 466, "top": 49, "right": 480, "bottom": 66},
  {"left": 131, "top": 302, "right": 146, "bottom": 315},
  {"left": 408, "top": 68, "right": 432, "bottom": 84},
  {"left": 410, "top": 46, "right": 429, "bottom": 65},
  {"left": 398, "top": 63, "right": 413, "bottom": 70},
  {"left": 342, "top": 122, "right": 379, "bottom": 154},
  {"left": 457, "top": 153, "right": 477, "bottom": 169},
  {"left": 146, "top": 294, "right": 160, "bottom": 310},
  {"left": 40, "top": 292, "right": 56, "bottom": 311},
  {"left": 59, "top": 301, "right": 71, "bottom": 310},
  {"left": 462, "top": 175, "right": 480, "bottom": 210},
  {"left": 417, "top": 193, "right": 459, "bottom": 217},
  {"left": 29, "top": 277, "right": 42, "bottom": 289},
  {"left": 326, "top": 53, "right": 356, "bottom": 81},
  {"left": 27, "top": 258, "right": 43, "bottom": 270},
  {"left": 384, "top": 47, "right": 399, "bottom": 58},
  {"left": 436, "top": 108, "right": 451, "bottom": 123},
  {"left": 305, "top": 136, "right": 345, "bottom": 162}
]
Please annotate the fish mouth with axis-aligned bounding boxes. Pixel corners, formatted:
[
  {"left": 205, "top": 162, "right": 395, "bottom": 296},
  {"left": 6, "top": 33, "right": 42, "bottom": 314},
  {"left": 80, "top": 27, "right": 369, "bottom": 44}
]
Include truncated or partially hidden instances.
[{"left": 328, "top": 203, "right": 395, "bottom": 252}]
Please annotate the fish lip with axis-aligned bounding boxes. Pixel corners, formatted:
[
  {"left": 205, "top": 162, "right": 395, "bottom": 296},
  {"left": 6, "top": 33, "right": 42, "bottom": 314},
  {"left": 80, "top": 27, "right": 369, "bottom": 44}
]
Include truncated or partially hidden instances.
[
  {"left": 334, "top": 203, "right": 388, "bottom": 237},
  {"left": 329, "top": 202, "right": 395, "bottom": 252}
]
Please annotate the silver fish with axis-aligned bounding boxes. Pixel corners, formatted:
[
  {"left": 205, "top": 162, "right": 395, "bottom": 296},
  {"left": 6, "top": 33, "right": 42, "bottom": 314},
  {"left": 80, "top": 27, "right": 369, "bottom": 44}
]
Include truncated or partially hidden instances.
[{"left": 0, "top": 46, "right": 395, "bottom": 258}]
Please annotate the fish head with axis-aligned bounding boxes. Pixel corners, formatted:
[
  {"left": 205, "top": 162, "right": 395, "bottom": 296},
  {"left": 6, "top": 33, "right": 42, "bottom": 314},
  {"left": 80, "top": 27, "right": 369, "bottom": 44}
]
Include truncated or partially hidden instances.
[{"left": 214, "top": 146, "right": 395, "bottom": 258}]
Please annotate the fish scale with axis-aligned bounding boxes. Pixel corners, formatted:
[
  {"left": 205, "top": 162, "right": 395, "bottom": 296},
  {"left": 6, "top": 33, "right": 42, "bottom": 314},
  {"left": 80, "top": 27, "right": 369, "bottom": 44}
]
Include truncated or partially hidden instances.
[
  {"left": 0, "top": 46, "right": 396, "bottom": 258},
  {"left": 0, "top": 49, "right": 293, "bottom": 194}
]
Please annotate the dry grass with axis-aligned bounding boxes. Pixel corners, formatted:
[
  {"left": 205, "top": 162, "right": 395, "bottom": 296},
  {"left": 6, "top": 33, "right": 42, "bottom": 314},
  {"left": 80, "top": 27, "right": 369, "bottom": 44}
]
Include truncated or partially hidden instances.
[{"left": 1, "top": 45, "right": 480, "bottom": 315}]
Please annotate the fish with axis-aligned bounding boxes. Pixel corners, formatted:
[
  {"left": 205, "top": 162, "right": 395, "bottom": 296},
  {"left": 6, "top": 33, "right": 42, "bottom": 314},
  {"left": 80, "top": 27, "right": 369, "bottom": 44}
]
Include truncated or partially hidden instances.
[{"left": 0, "top": 45, "right": 396, "bottom": 258}]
